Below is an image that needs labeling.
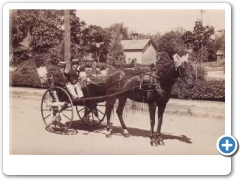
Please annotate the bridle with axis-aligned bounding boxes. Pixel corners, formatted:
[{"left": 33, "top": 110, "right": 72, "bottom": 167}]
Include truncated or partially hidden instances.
[{"left": 176, "top": 65, "right": 186, "bottom": 82}]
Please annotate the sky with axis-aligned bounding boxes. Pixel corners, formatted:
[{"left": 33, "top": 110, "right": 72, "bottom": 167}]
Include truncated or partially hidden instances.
[{"left": 76, "top": 9, "right": 225, "bottom": 35}]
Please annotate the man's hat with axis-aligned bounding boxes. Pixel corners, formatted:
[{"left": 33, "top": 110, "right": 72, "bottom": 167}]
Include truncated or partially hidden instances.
[
  {"left": 58, "top": 61, "right": 66, "bottom": 68},
  {"left": 71, "top": 59, "right": 79, "bottom": 65}
]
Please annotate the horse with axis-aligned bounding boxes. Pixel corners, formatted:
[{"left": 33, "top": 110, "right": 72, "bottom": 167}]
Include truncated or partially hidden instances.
[{"left": 105, "top": 53, "right": 195, "bottom": 146}]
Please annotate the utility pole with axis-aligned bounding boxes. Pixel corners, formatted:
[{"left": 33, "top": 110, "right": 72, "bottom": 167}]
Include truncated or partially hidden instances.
[
  {"left": 199, "top": 9, "right": 206, "bottom": 22},
  {"left": 195, "top": 10, "right": 206, "bottom": 80},
  {"left": 64, "top": 10, "right": 71, "bottom": 73},
  {"left": 199, "top": 10, "right": 206, "bottom": 67}
]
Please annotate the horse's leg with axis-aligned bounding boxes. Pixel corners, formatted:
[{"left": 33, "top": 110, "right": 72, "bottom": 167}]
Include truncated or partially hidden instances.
[
  {"left": 106, "top": 98, "right": 116, "bottom": 138},
  {"left": 116, "top": 97, "right": 129, "bottom": 137},
  {"left": 156, "top": 103, "right": 166, "bottom": 145},
  {"left": 148, "top": 102, "right": 157, "bottom": 146}
]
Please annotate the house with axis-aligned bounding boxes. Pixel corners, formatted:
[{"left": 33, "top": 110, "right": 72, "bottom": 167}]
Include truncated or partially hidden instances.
[
  {"left": 216, "top": 50, "right": 225, "bottom": 62},
  {"left": 215, "top": 29, "right": 225, "bottom": 39},
  {"left": 121, "top": 37, "right": 157, "bottom": 65}
]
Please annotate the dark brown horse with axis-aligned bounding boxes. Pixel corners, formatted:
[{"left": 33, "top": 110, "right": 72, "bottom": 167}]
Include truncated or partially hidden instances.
[{"left": 105, "top": 54, "right": 194, "bottom": 146}]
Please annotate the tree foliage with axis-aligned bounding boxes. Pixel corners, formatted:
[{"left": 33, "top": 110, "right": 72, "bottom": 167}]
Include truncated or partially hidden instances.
[
  {"left": 156, "top": 28, "right": 187, "bottom": 56},
  {"left": 81, "top": 25, "right": 110, "bottom": 63},
  {"left": 69, "top": 10, "right": 86, "bottom": 59},
  {"left": 105, "top": 23, "right": 128, "bottom": 65},
  {"left": 10, "top": 9, "right": 88, "bottom": 64},
  {"left": 10, "top": 10, "right": 64, "bottom": 53},
  {"left": 105, "top": 23, "right": 129, "bottom": 40},
  {"left": 181, "top": 20, "right": 215, "bottom": 62},
  {"left": 214, "top": 32, "right": 225, "bottom": 56}
]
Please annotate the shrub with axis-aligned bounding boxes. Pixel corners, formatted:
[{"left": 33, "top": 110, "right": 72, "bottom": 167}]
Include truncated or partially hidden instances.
[
  {"left": 10, "top": 71, "right": 41, "bottom": 88},
  {"left": 85, "top": 64, "right": 91, "bottom": 68},
  {"left": 10, "top": 57, "right": 225, "bottom": 102},
  {"left": 192, "top": 65, "right": 207, "bottom": 80},
  {"left": 10, "top": 56, "right": 59, "bottom": 88},
  {"left": 172, "top": 79, "right": 225, "bottom": 101},
  {"left": 100, "top": 65, "right": 106, "bottom": 70}
]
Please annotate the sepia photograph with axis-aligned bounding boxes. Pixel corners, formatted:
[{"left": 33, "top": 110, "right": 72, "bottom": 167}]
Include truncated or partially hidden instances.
[
  {"left": 9, "top": 7, "right": 226, "bottom": 155},
  {"left": 3, "top": 2, "right": 232, "bottom": 176}
]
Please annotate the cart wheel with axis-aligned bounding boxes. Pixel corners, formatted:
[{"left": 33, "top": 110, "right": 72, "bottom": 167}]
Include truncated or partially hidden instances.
[
  {"left": 76, "top": 102, "right": 106, "bottom": 126},
  {"left": 41, "top": 86, "right": 74, "bottom": 134}
]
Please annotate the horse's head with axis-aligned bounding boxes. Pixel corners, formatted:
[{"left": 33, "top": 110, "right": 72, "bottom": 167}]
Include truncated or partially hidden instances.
[{"left": 173, "top": 54, "right": 194, "bottom": 89}]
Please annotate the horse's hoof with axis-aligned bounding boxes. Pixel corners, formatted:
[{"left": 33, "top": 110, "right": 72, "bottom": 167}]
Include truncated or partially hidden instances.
[
  {"left": 123, "top": 133, "right": 129, "bottom": 138},
  {"left": 106, "top": 134, "right": 112, "bottom": 138},
  {"left": 157, "top": 139, "right": 164, "bottom": 145},
  {"left": 150, "top": 140, "right": 158, "bottom": 146}
]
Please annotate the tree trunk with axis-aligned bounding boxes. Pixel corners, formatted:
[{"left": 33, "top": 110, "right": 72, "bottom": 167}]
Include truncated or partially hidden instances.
[{"left": 64, "top": 10, "right": 71, "bottom": 73}]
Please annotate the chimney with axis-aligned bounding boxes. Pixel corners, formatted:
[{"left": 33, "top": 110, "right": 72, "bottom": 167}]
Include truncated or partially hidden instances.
[{"left": 131, "top": 32, "right": 139, "bottom": 40}]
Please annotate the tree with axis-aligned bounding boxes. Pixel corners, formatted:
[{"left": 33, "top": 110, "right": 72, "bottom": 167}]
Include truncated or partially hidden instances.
[
  {"left": 105, "top": 23, "right": 128, "bottom": 65},
  {"left": 182, "top": 20, "right": 215, "bottom": 60},
  {"left": 82, "top": 25, "right": 110, "bottom": 63},
  {"left": 69, "top": 10, "right": 87, "bottom": 59},
  {"left": 10, "top": 9, "right": 88, "bottom": 64},
  {"left": 10, "top": 10, "right": 64, "bottom": 53},
  {"left": 157, "top": 28, "right": 187, "bottom": 56},
  {"left": 214, "top": 32, "right": 225, "bottom": 57},
  {"left": 105, "top": 23, "right": 129, "bottom": 40},
  {"left": 107, "top": 30, "right": 125, "bottom": 66},
  {"left": 182, "top": 20, "right": 215, "bottom": 79},
  {"left": 150, "top": 32, "right": 161, "bottom": 51}
]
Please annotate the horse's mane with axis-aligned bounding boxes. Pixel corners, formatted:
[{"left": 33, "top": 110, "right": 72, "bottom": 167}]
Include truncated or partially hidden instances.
[{"left": 156, "top": 52, "right": 174, "bottom": 77}]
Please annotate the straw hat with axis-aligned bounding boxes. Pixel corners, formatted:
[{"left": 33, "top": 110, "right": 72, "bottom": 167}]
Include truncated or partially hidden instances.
[
  {"left": 71, "top": 59, "right": 79, "bottom": 65},
  {"left": 58, "top": 61, "right": 66, "bottom": 68}
]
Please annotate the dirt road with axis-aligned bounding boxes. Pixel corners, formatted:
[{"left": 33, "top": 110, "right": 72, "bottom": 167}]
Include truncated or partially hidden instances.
[{"left": 9, "top": 87, "right": 224, "bottom": 155}]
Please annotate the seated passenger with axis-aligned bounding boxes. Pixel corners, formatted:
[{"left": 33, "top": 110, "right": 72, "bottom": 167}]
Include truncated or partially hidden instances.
[
  {"left": 79, "top": 66, "right": 91, "bottom": 88},
  {"left": 67, "top": 59, "right": 83, "bottom": 99},
  {"left": 52, "top": 62, "right": 68, "bottom": 87},
  {"left": 51, "top": 61, "right": 69, "bottom": 102}
]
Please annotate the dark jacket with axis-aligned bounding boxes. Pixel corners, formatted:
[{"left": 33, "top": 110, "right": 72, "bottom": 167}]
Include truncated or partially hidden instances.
[
  {"left": 52, "top": 70, "right": 68, "bottom": 87},
  {"left": 68, "top": 69, "right": 79, "bottom": 85},
  {"left": 168, "top": 50, "right": 177, "bottom": 60}
]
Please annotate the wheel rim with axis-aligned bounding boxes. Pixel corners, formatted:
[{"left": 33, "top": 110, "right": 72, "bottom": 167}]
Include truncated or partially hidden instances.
[
  {"left": 76, "top": 102, "right": 106, "bottom": 126},
  {"left": 41, "top": 86, "right": 74, "bottom": 134}
]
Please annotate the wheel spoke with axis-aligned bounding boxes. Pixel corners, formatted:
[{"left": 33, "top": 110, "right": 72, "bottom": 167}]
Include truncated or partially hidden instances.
[
  {"left": 62, "top": 113, "right": 72, "bottom": 121},
  {"left": 41, "top": 86, "right": 73, "bottom": 134},
  {"left": 91, "top": 112, "right": 96, "bottom": 125},
  {"left": 43, "top": 114, "right": 51, "bottom": 120},
  {"left": 97, "top": 109, "right": 105, "bottom": 115},
  {"left": 77, "top": 102, "right": 106, "bottom": 126},
  {"left": 63, "top": 109, "right": 72, "bottom": 111},
  {"left": 77, "top": 107, "right": 85, "bottom": 112}
]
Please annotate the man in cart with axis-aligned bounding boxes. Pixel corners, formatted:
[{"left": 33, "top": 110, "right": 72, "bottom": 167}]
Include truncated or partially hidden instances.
[
  {"left": 68, "top": 59, "right": 84, "bottom": 99},
  {"left": 52, "top": 61, "right": 69, "bottom": 88}
]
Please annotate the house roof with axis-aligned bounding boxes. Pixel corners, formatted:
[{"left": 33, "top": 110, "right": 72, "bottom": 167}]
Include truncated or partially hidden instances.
[{"left": 121, "top": 39, "right": 153, "bottom": 50}]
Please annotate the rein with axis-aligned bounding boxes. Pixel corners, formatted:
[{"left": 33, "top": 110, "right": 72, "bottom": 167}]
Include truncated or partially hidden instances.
[{"left": 106, "top": 71, "right": 145, "bottom": 87}]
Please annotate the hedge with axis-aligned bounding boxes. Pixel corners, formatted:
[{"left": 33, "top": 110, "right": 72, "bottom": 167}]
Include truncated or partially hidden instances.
[
  {"left": 9, "top": 59, "right": 225, "bottom": 101},
  {"left": 172, "top": 79, "right": 225, "bottom": 101}
]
